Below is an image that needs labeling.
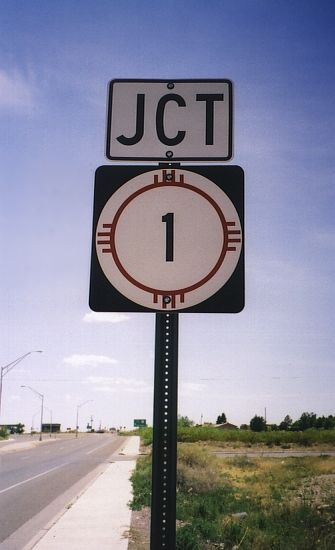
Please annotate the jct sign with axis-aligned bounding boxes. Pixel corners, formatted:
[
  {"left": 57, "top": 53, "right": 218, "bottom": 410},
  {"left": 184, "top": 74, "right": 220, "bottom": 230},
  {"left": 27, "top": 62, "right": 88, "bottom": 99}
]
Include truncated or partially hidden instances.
[{"left": 106, "top": 79, "right": 232, "bottom": 161}]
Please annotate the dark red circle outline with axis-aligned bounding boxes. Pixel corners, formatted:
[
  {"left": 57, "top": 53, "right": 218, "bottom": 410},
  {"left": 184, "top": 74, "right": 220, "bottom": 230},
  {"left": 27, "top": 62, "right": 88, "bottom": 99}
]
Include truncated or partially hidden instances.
[{"left": 100, "top": 179, "right": 237, "bottom": 298}]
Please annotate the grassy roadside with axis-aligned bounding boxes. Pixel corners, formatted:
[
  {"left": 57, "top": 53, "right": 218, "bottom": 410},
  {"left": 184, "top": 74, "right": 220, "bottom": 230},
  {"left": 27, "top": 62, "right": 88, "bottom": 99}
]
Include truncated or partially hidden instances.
[
  {"left": 130, "top": 442, "right": 335, "bottom": 549},
  {"left": 136, "top": 426, "right": 335, "bottom": 449}
]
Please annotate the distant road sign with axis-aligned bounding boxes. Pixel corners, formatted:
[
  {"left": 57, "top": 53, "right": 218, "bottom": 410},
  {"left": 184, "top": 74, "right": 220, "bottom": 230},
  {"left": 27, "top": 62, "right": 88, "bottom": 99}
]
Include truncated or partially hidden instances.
[
  {"left": 134, "top": 419, "right": 147, "bottom": 428},
  {"left": 89, "top": 166, "right": 244, "bottom": 313},
  {"left": 106, "top": 79, "right": 232, "bottom": 161}
]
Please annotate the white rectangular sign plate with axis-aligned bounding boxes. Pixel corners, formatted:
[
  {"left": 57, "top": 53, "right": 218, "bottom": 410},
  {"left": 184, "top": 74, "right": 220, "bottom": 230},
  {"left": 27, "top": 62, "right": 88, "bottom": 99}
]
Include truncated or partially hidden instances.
[{"left": 106, "top": 79, "right": 232, "bottom": 161}]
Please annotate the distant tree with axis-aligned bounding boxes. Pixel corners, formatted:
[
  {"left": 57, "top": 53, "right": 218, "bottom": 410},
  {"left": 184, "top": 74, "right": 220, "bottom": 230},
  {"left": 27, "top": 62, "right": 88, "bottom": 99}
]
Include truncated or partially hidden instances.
[
  {"left": 316, "top": 416, "right": 325, "bottom": 429},
  {"left": 250, "top": 415, "right": 267, "bottom": 432},
  {"left": 240, "top": 424, "right": 249, "bottom": 430},
  {"left": 290, "top": 420, "right": 301, "bottom": 431},
  {"left": 216, "top": 412, "right": 227, "bottom": 425},
  {"left": 291, "top": 412, "right": 317, "bottom": 431},
  {"left": 178, "top": 415, "right": 194, "bottom": 428},
  {"left": 324, "top": 415, "right": 335, "bottom": 429},
  {"left": 9, "top": 423, "right": 25, "bottom": 434},
  {"left": 279, "top": 415, "right": 293, "bottom": 431},
  {"left": 269, "top": 424, "right": 279, "bottom": 431},
  {"left": 314, "top": 415, "right": 335, "bottom": 430},
  {"left": 299, "top": 412, "right": 317, "bottom": 430}
]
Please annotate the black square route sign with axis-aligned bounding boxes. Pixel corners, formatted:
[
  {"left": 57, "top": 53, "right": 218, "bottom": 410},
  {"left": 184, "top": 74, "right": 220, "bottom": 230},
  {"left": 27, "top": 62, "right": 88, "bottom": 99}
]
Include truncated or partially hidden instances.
[{"left": 89, "top": 165, "right": 244, "bottom": 313}]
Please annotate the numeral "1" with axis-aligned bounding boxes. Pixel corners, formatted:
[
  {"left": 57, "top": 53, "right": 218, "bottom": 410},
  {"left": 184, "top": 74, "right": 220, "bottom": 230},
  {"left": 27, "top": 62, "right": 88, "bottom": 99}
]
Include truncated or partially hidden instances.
[{"left": 162, "top": 213, "right": 174, "bottom": 262}]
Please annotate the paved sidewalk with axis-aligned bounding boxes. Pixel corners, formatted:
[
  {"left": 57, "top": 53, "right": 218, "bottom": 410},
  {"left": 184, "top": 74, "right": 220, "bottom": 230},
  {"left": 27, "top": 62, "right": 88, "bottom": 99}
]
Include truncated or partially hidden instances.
[{"left": 25, "top": 436, "right": 140, "bottom": 550}]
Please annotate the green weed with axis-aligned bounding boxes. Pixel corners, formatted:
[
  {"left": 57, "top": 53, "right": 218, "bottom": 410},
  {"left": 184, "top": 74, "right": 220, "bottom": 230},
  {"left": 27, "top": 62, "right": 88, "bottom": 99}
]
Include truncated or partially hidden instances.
[{"left": 129, "top": 455, "right": 151, "bottom": 510}]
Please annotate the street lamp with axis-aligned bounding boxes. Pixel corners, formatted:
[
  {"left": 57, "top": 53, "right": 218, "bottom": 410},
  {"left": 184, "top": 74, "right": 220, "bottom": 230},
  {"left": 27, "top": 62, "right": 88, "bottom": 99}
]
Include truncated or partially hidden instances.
[
  {"left": 44, "top": 405, "right": 53, "bottom": 438},
  {"left": 0, "top": 351, "right": 43, "bottom": 422},
  {"left": 21, "top": 385, "right": 44, "bottom": 442},
  {"left": 31, "top": 409, "right": 40, "bottom": 434},
  {"left": 76, "top": 400, "right": 93, "bottom": 438}
]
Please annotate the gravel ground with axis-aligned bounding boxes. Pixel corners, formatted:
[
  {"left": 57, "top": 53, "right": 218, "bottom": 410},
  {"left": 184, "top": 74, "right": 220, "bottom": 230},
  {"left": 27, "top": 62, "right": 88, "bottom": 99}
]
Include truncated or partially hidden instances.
[{"left": 128, "top": 508, "right": 150, "bottom": 550}]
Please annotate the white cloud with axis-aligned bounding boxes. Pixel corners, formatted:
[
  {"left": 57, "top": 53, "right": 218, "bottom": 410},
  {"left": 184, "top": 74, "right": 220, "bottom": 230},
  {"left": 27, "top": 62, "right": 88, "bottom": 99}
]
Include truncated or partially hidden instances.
[
  {"left": 63, "top": 354, "right": 118, "bottom": 367},
  {"left": 83, "top": 312, "right": 130, "bottom": 323},
  {"left": 85, "top": 375, "right": 152, "bottom": 394},
  {"left": 0, "top": 69, "right": 35, "bottom": 111}
]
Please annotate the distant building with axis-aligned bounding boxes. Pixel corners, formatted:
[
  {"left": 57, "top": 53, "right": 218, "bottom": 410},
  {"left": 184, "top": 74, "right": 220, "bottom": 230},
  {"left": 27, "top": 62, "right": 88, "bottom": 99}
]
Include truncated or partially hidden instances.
[
  {"left": 41, "top": 423, "right": 61, "bottom": 433},
  {"left": 214, "top": 422, "right": 238, "bottom": 430}
]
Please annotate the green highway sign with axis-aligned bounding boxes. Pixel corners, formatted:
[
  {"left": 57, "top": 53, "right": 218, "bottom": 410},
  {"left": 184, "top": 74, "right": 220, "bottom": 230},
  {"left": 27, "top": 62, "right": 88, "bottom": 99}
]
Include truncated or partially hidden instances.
[{"left": 134, "top": 419, "right": 147, "bottom": 428}]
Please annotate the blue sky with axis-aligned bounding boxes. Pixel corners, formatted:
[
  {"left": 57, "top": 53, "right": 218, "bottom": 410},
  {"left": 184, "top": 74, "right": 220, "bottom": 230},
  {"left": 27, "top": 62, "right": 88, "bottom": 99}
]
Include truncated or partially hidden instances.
[{"left": 0, "top": 1, "right": 334, "bottom": 430}]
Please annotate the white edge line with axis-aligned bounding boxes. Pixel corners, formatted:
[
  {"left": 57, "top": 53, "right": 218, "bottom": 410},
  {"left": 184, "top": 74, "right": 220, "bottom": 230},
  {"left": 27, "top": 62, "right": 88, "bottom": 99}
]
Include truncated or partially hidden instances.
[{"left": 0, "top": 463, "right": 68, "bottom": 495}]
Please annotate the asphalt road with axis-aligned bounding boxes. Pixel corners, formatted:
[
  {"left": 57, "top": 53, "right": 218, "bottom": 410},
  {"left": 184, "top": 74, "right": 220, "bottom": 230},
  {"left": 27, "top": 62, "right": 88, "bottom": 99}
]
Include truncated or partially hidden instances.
[{"left": 0, "top": 434, "right": 127, "bottom": 546}]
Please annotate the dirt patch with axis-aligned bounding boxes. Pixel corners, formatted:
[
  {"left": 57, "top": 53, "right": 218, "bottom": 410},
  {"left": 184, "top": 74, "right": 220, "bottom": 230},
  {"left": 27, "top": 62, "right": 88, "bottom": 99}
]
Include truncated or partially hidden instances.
[
  {"left": 128, "top": 507, "right": 150, "bottom": 550},
  {"left": 296, "top": 473, "right": 335, "bottom": 507},
  {"left": 128, "top": 509, "right": 188, "bottom": 549}
]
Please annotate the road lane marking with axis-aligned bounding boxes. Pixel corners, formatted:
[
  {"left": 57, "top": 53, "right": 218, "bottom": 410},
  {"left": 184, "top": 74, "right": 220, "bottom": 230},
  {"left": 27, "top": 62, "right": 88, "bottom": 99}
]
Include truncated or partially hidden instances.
[
  {"left": 0, "top": 463, "right": 69, "bottom": 495},
  {"left": 86, "top": 441, "right": 114, "bottom": 455}
]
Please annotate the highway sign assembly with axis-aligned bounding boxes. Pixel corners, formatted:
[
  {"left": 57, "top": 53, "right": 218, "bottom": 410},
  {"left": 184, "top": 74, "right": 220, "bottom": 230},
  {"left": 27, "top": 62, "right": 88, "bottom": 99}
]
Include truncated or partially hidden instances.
[
  {"left": 89, "top": 165, "right": 244, "bottom": 313},
  {"left": 90, "top": 76, "right": 245, "bottom": 550},
  {"left": 106, "top": 79, "right": 232, "bottom": 161}
]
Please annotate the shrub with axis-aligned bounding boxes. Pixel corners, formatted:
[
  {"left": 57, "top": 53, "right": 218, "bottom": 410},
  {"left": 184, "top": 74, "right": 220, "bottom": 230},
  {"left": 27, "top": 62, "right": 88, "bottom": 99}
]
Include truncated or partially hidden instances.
[
  {"left": 177, "top": 444, "right": 224, "bottom": 494},
  {"left": 130, "top": 456, "right": 151, "bottom": 510},
  {"left": 0, "top": 427, "right": 8, "bottom": 439},
  {"left": 176, "top": 524, "right": 201, "bottom": 550},
  {"left": 138, "top": 427, "right": 153, "bottom": 446}
]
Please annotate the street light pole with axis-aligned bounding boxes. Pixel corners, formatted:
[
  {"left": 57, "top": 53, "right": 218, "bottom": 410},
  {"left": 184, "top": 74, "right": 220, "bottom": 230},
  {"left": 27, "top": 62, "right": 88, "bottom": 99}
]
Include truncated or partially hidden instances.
[
  {"left": 0, "top": 351, "right": 43, "bottom": 422},
  {"left": 31, "top": 409, "right": 40, "bottom": 434},
  {"left": 76, "top": 400, "right": 93, "bottom": 438},
  {"left": 45, "top": 406, "right": 53, "bottom": 438},
  {"left": 21, "top": 385, "right": 44, "bottom": 442}
]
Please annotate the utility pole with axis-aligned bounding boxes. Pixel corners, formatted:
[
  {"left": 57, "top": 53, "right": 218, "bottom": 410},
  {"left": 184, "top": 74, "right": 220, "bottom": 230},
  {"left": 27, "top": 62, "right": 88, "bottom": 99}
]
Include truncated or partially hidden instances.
[
  {"left": 21, "top": 385, "right": 44, "bottom": 441},
  {"left": 76, "top": 400, "right": 93, "bottom": 438}
]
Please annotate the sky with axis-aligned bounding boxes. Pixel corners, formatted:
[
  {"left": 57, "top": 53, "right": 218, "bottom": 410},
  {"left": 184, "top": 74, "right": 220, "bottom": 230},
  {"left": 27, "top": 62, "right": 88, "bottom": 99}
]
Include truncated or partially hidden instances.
[{"left": 0, "top": 0, "right": 334, "bottom": 431}]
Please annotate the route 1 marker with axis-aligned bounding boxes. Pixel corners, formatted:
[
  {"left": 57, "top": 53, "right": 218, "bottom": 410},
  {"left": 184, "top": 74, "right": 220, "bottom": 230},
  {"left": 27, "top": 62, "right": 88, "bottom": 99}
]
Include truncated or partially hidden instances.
[{"left": 89, "top": 165, "right": 244, "bottom": 313}]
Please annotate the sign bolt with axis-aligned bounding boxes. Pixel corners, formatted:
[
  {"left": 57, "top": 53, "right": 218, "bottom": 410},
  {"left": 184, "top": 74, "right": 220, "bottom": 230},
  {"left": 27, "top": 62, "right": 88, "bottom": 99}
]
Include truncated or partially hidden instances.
[
  {"left": 166, "top": 151, "right": 173, "bottom": 159},
  {"left": 163, "top": 296, "right": 172, "bottom": 304},
  {"left": 167, "top": 82, "right": 174, "bottom": 90}
]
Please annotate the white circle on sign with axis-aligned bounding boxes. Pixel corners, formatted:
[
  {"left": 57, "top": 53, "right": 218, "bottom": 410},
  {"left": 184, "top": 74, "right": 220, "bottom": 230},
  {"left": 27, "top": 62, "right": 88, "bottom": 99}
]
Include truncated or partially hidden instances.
[{"left": 96, "top": 169, "right": 242, "bottom": 310}]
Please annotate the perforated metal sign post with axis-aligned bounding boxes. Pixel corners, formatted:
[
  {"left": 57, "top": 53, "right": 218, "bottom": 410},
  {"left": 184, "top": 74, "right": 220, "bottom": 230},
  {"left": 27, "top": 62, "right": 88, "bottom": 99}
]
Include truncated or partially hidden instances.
[{"left": 151, "top": 312, "right": 179, "bottom": 549}]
